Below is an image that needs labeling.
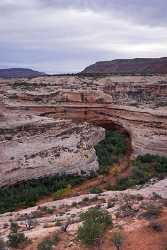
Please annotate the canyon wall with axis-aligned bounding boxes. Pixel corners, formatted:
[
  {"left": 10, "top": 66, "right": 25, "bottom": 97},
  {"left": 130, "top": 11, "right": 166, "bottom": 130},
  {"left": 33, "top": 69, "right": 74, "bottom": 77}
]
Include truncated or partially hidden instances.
[
  {"left": 0, "top": 112, "right": 104, "bottom": 186},
  {"left": 0, "top": 74, "right": 167, "bottom": 186}
]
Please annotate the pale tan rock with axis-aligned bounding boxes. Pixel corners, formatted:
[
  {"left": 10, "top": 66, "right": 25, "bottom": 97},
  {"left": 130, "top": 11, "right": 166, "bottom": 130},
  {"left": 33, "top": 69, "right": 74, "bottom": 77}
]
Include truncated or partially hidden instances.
[
  {"left": 0, "top": 75, "right": 167, "bottom": 186},
  {"left": 0, "top": 178, "right": 167, "bottom": 241},
  {"left": 66, "top": 222, "right": 82, "bottom": 235},
  {"left": 0, "top": 114, "right": 105, "bottom": 186}
]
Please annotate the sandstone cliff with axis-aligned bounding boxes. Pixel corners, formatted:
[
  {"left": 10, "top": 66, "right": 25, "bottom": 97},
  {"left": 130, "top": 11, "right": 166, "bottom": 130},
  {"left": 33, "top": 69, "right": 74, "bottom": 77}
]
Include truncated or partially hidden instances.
[
  {"left": 3, "top": 75, "right": 167, "bottom": 156},
  {"left": 0, "top": 111, "right": 104, "bottom": 187},
  {"left": 0, "top": 74, "right": 167, "bottom": 186}
]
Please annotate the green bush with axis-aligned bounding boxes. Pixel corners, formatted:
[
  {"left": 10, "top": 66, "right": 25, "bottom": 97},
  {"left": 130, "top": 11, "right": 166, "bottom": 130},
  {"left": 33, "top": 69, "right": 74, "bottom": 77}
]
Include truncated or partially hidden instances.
[
  {"left": 8, "top": 232, "right": 28, "bottom": 248},
  {"left": 104, "top": 183, "right": 113, "bottom": 191},
  {"left": 77, "top": 207, "right": 112, "bottom": 246},
  {"left": 77, "top": 219, "right": 104, "bottom": 246},
  {"left": 89, "top": 187, "right": 103, "bottom": 194},
  {"left": 8, "top": 221, "right": 28, "bottom": 248},
  {"left": 10, "top": 221, "right": 19, "bottom": 233},
  {"left": 111, "top": 230, "right": 124, "bottom": 250},
  {"left": 0, "top": 175, "right": 85, "bottom": 214},
  {"left": 53, "top": 184, "right": 72, "bottom": 200},
  {"left": 80, "top": 207, "right": 112, "bottom": 226},
  {"left": 51, "top": 233, "right": 60, "bottom": 245},
  {"left": 143, "top": 204, "right": 162, "bottom": 219},
  {"left": 95, "top": 130, "right": 127, "bottom": 174},
  {"left": 115, "top": 154, "right": 167, "bottom": 190},
  {"left": 37, "top": 233, "right": 59, "bottom": 250},
  {"left": 37, "top": 239, "right": 53, "bottom": 250}
]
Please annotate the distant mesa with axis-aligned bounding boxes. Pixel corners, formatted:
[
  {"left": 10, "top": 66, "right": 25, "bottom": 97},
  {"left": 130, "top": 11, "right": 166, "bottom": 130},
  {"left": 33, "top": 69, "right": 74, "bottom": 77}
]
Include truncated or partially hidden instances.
[
  {"left": 82, "top": 57, "right": 167, "bottom": 74},
  {"left": 0, "top": 68, "right": 46, "bottom": 79}
]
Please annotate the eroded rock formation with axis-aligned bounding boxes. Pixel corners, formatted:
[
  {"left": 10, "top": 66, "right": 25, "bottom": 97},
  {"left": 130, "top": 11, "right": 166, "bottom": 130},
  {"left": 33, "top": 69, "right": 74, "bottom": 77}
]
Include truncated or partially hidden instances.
[
  {"left": 0, "top": 74, "right": 167, "bottom": 186},
  {"left": 0, "top": 111, "right": 104, "bottom": 186}
]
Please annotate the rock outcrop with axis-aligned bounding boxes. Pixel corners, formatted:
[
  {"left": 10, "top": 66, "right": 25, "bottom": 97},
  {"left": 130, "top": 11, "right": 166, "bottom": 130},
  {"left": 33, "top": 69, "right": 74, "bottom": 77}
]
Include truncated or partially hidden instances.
[
  {"left": 0, "top": 177, "right": 167, "bottom": 241},
  {"left": 0, "top": 111, "right": 105, "bottom": 187},
  {"left": 82, "top": 57, "right": 167, "bottom": 74},
  {"left": 0, "top": 74, "right": 167, "bottom": 186}
]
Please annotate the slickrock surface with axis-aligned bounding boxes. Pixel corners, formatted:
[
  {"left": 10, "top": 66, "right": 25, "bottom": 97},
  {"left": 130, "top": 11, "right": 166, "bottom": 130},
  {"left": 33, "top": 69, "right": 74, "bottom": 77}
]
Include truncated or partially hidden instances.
[
  {"left": 0, "top": 74, "right": 167, "bottom": 185},
  {"left": 0, "top": 111, "right": 105, "bottom": 186},
  {"left": 0, "top": 178, "right": 166, "bottom": 241}
]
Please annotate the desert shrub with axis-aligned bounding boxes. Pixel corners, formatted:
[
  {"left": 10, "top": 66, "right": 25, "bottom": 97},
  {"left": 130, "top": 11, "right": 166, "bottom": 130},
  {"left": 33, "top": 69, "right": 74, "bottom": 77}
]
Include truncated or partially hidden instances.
[
  {"left": 10, "top": 221, "right": 19, "bottom": 233},
  {"left": 41, "top": 206, "right": 54, "bottom": 214},
  {"left": 77, "top": 207, "right": 112, "bottom": 246},
  {"left": 134, "top": 154, "right": 167, "bottom": 176},
  {"left": 8, "top": 232, "right": 28, "bottom": 248},
  {"left": 111, "top": 166, "right": 121, "bottom": 176},
  {"left": 111, "top": 230, "right": 124, "bottom": 250},
  {"left": 149, "top": 221, "right": 162, "bottom": 232},
  {"left": 143, "top": 204, "right": 162, "bottom": 219},
  {"left": 82, "top": 197, "right": 90, "bottom": 203},
  {"left": 115, "top": 154, "right": 167, "bottom": 190},
  {"left": 115, "top": 177, "right": 137, "bottom": 190},
  {"left": 55, "top": 220, "right": 62, "bottom": 226},
  {"left": 0, "top": 175, "right": 85, "bottom": 214},
  {"left": 77, "top": 219, "right": 104, "bottom": 246},
  {"left": 71, "top": 202, "right": 78, "bottom": 207},
  {"left": 51, "top": 233, "right": 60, "bottom": 245},
  {"left": 89, "top": 187, "right": 103, "bottom": 194},
  {"left": 104, "top": 183, "right": 113, "bottom": 190},
  {"left": 37, "top": 239, "right": 53, "bottom": 250},
  {"left": 107, "top": 200, "right": 115, "bottom": 209},
  {"left": 8, "top": 221, "right": 28, "bottom": 248},
  {"left": 95, "top": 130, "right": 127, "bottom": 174},
  {"left": 53, "top": 184, "right": 72, "bottom": 200},
  {"left": 80, "top": 207, "right": 112, "bottom": 225},
  {"left": 37, "top": 233, "right": 59, "bottom": 250}
]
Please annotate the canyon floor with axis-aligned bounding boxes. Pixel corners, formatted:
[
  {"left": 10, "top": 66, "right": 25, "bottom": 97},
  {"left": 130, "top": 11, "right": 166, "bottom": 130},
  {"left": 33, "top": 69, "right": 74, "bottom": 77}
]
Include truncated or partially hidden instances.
[{"left": 0, "top": 74, "right": 167, "bottom": 249}]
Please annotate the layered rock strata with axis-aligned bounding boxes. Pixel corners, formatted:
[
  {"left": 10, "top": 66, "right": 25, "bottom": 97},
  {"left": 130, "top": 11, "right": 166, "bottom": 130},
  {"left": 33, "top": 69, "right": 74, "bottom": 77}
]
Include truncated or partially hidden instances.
[
  {"left": 0, "top": 74, "right": 167, "bottom": 186},
  {"left": 2, "top": 75, "right": 167, "bottom": 156},
  {"left": 0, "top": 111, "right": 104, "bottom": 187}
]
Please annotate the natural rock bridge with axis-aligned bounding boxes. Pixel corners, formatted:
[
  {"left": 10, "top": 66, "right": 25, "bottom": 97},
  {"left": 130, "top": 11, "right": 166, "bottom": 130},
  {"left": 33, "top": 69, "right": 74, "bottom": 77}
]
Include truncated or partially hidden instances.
[{"left": 0, "top": 75, "right": 167, "bottom": 186}]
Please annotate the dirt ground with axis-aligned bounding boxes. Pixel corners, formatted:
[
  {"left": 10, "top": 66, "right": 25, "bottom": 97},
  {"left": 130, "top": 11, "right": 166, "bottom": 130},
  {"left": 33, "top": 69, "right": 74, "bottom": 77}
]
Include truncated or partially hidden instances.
[
  {"left": 37, "top": 155, "right": 131, "bottom": 206},
  {"left": 24, "top": 209, "right": 167, "bottom": 250}
]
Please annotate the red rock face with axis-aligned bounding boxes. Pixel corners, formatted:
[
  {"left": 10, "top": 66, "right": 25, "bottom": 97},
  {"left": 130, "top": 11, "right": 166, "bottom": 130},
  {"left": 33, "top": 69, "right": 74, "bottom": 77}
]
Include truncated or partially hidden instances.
[
  {"left": 82, "top": 57, "right": 167, "bottom": 74},
  {"left": 0, "top": 75, "right": 167, "bottom": 186}
]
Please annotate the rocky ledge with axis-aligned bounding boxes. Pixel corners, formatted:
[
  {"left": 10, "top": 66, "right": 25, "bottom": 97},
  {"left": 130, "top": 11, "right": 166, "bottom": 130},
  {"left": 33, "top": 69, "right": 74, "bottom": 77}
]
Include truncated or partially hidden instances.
[
  {"left": 0, "top": 178, "right": 167, "bottom": 243},
  {"left": 0, "top": 74, "right": 167, "bottom": 186},
  {"left": 0, "top": 110, "right": 104, "bottom": 187}
]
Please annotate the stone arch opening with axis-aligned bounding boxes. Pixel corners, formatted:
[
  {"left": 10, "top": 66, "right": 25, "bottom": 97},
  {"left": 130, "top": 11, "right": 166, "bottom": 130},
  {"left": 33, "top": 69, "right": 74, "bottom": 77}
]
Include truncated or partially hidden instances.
[{"left": 91, "top": 120, "right": 132, "bottom": 162}]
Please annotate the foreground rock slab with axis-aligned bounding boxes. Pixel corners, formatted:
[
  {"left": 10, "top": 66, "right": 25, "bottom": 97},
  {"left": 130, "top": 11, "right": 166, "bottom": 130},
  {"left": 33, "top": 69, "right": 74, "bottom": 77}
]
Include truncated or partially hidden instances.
[{"left": 0, "top": 178, "right": 166, "bottom": 241}]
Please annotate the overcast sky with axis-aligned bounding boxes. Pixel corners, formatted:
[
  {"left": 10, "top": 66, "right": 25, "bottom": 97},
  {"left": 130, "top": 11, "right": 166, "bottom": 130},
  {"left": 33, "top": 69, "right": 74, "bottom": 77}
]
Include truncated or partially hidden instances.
[{"left": 0, "top": 0, "right": 167, "bottom": 73}]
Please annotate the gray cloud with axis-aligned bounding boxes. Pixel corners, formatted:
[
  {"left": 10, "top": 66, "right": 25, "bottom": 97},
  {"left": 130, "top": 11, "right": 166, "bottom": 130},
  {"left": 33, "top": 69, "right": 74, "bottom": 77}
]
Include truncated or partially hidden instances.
[
  {"left": 0, "top": 0, "right": 166, "bottom": 73},
  {"left": 40, "top": 0, "right": 167, "bottom": 26}
]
